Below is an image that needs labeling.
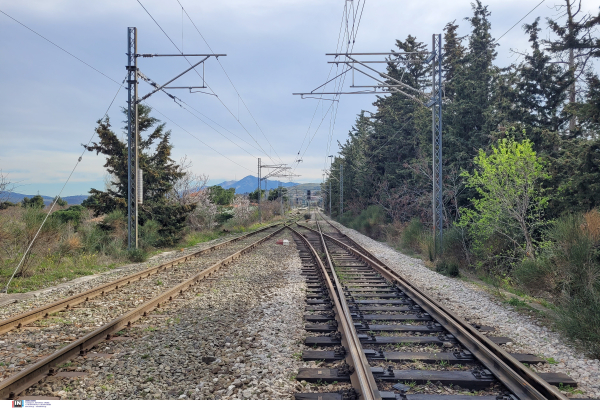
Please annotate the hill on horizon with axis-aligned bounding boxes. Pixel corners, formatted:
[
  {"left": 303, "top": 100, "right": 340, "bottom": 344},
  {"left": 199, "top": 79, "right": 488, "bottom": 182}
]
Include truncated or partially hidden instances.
[
  {"left": 1, "top": 192, "right": 88, "bottom": 206},
  {"left": 216, "top": 175, "right": 298, "bottom": 194}
]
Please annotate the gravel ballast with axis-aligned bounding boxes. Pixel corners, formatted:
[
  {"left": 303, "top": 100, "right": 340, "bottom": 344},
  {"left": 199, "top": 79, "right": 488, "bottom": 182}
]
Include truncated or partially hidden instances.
[
  {"left": 0, "top": 227, "right": 280, "bottom": 381},
  {"left": 23, "top": 230, "right": 308, "bottom": 400},
  {"left": 324, "top": 217, "right": 600, "bottom": 399}
]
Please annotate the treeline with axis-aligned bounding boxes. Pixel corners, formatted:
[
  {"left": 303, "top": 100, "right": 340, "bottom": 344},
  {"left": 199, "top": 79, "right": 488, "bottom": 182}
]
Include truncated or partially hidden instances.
[{"left": 323, "top": 1, "right": 600, "bottom": 357}]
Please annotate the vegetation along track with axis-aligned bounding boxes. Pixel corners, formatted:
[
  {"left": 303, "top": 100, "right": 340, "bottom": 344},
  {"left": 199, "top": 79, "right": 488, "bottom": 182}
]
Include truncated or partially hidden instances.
[
  {"left": 0, "top": 220, "right": 296, "bottom": 399},
  {"left": 288, "top": 213, "right": 575, "bottom": 400}
]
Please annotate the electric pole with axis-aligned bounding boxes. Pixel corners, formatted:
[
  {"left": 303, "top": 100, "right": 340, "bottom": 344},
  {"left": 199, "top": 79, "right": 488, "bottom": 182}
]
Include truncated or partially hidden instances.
[
  {"left": 294, "top": 34, "right": 444, "bottom": 253},
  {"left": 126, "top": 27, "right": 138, "bottom": 250},
  {"left": 258, "top": 158, "right": 261, "bottom": 223},
  {"left": 126, "top": 27, "right": 224, "bottom": 249},
  {"left": 339, "top": 163, "right": 343, "bottom": 217}
]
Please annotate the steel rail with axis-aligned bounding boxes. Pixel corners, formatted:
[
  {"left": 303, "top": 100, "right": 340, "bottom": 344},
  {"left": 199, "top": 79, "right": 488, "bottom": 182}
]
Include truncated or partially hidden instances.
[
  {"left": 309, "top": 215, "right": 567, "bottom": 400},
  {"left": 314, "top": 221, "right": 381, "bottom": 400},
  {"left": 288, "top": 225, "right": 379, "bottom": 400},
  {"left": 0, "top": 222, "right": 282, "bottom": 335},
  {"left": 1, "top": 224, "right": 288, "bottom": 400}
]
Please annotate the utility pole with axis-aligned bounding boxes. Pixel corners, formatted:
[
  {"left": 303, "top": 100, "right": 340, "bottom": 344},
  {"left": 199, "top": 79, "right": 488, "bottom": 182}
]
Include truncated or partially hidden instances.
[
  {"left": 126, "top": 27, "right": 224, "bottom": 249},
  {"left": 258, "top": 158, "right": 261, "bottom": 223},
  {"left": 431, "top": 34, "right": 443, "bottom": 254},
  {"left": 126, "top": 27, "right": 138, "bottom": 250},
  {"left": 279, "top": 181, "right": 283, "bottom": 216},
  {"left": 339, "top": 163, "right": 343, "bottom": 216},
  {"left": 328, "top": 155, "right": 333, "bottom": 216},
  {"left": 294, "top": 33, "right": 444, "bottom": 253}
]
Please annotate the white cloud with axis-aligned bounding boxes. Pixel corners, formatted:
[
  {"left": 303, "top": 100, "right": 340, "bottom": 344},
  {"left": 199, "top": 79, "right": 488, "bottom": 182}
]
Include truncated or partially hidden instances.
[{"left": 2, "top": 0, "right": 598, "bottom": 193}]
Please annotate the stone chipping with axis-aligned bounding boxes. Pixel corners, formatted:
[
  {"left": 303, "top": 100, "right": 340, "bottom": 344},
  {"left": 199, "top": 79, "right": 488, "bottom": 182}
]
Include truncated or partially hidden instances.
[
  {"left": 23, "top": 231, "right": 309, "bottom": 400},
  {"left": 0, "top": 234, "right": 239, "bottom": 317},
  {"left": 325, "top": 217, "right": 600, "bottom": 399}
]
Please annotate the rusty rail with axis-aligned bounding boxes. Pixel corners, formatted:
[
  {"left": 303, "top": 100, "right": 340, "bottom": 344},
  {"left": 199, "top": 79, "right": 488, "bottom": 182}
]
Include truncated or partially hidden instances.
[
  {"left": 288, "top": 224, "right": 380, "bottom": 400},
  {"left": 303, "top": 215, "right": 567, "bottom": 400},
  {"left": 0, "top": 222, "right": 281, "bottom": 335},
  {"left": 0, "top": 224, "right": 287, "bottom": 400}
]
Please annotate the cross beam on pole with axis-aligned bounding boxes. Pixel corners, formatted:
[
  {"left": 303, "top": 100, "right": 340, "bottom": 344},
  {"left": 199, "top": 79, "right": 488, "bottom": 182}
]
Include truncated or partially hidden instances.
[
  {"left": 126, "top": 27, "right": 224, "bottom": 249},
  {"left": 294, "top": 34, "right": 444, "bottom": 254}
]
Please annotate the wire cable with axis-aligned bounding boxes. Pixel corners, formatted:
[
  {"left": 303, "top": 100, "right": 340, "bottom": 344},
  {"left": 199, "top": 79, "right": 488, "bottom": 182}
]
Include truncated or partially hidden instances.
[
  {"left": 3, "top": 77, "right": 126, "bottom": 293},
  {"left": 149, "top": 104, "right": 255, "bottom": 173},
  {"left": 176, "top": 0, "right": 284, "bottom": 164},
  {"left": 0, "top": 9, "right": 120, "bottom": 86},
  {"left": 136, "top": 0, "right": 281, "bottom": 165}
]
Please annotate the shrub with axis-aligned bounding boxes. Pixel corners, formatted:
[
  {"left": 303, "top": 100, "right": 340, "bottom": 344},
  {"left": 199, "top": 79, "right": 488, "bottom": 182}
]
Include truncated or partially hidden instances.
[
  {"left": 216, "top": 211, "right": 234, "bottom": 224},
  {"left": 447, "top": 262, "right": 460, "bottom": 277},
  {"left": 402, "top": 218, "right": 424, "bottom": 251},
  {"left": 52, "top": 205, "right": 85, "bottom": 227},
  {"left": 304, "top": 213, "right": 312, "bottom": 220},
  {"left": 435, "top": 259, "right": 460, "bottom": 277},
  {"left": 127, "top": 248, "right": 149, "bottom": 263},
  {"left": 139, "top": 220, "right": 161, "bottom": 249},
  {"left": 339, "top": 206, "right": 386, "bottom": 239},
  {"left": 513, "top": 210, "right": 600, "bottom": 358}
]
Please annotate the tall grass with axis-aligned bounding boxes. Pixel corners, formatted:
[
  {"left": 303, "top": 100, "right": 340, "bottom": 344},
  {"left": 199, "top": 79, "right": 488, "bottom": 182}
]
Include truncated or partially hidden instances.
[
  {"left": 339, "top": 206, "right": 386, "bottom": 239},
  {"left": 513, "top": 210, "right": 600, "bottom": 358}
]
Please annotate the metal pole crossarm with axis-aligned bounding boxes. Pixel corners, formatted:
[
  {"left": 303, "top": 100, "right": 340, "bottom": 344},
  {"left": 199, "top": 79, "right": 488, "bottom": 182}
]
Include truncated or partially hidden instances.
[
  {"left": 343, "top": 63, "right": 428, "bottom": 107},
  {"left": 327, "top": 60, "right": 428, "bottom": 64},
  {"left": 163, "top": 86, "right": 207, "bottom": 89},
  {"left": 293, "top": 91, "right": 398, "bottom": 96},
  {"left": 309, "top": 68, "right": 353, "bottom": 93},
  {"left": 299, "top": 96, "right": 340, "bottom": 101},
  {"left": 137, "top": 57, "right": 209, "bottom": 103},
  {"left": 137, "top": 54, "right": 227, "bottom": 57},
  {"left": 344, "top": 56, "right": 426, "bottom": 96},
  {"left": 326, "top": 52, "right": 430, "bottom": 56}
]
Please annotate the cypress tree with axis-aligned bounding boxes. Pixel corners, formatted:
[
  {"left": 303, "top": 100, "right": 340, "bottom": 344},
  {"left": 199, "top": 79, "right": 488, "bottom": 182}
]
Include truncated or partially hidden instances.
[{"left": 84, "top": 104, "right": 194, "bottom": 246}]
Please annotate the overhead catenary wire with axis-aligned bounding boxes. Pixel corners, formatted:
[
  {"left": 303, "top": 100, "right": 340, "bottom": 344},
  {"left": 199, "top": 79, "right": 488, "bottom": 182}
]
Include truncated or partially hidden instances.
[
  {"left": 297, "top": 0, "right": 366, "bottom": 172},
  {"left": 294, "top": 1, "right": 349, "bottom": 166},
  {"left": 0, "top": 9, "right": 120, "bottom": 86},
  {"left": 1, "top": 3, "right": 264, "bottom": 167},
  {"left": 176, "top": 0, "right": 284, "bottom": 164},
  {"left": 149, "top": 104, "right": 255, "bottom": 173},
  {"left": 136, "top": 0, "right": 282, "bottom": 165},
  {"left": 0, "top": 11, "right": 265, "bottom": 292},
  {"left": 325, "top": 0, "right": 545, "bottom": 177},
  {"left": 137, "top": 72, "right": 259, "bottom": 158}
]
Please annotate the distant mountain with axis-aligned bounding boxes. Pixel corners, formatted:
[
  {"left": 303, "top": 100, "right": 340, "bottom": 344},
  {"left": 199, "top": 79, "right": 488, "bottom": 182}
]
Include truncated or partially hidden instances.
[
  {"left": 216, "top": 175, "right": 298, "bottom": 194},
  {"left": 1, "top": 192, "right": 88, "bottom": 206}
]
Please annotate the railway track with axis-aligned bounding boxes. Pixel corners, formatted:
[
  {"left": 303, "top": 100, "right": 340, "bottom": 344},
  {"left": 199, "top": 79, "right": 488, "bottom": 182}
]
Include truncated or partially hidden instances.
[
  {"left": 288, "top": 212, "right": 575, "bottom": 400},
  {"left": 0, "top": 220, "right": 296, "bottom": 400}
]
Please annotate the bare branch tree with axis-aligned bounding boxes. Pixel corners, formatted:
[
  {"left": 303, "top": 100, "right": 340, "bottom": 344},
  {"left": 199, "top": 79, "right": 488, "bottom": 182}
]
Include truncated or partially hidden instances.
[{"left": 0, "top": 170, "right": 18, "bottom": 204}]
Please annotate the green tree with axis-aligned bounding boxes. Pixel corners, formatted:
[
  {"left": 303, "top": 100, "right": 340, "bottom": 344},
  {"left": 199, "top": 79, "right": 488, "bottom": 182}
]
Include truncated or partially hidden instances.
[
  {"left": 446, "top": 0, "right": 498, "bottom": 170},
  {"left": 53, "top": 196, "right": 68, "bottom": 207},
  {"left": 208, "top": 186, "right": 235, "bottom": 205},
  {"left": 22, "top": 195, "right": 45, "bottom": 209},
  {"left": 84, "top": 105, "right": 194, "bottom": 246},
  {"left": 268, "top": 187, "right": 287, "bottom": 201},
  {"left": 460, "top": 134, "right": 550, "bottom": 259},
  {"left": 248, "top": 189, "right": 265, "bottom": 202}
]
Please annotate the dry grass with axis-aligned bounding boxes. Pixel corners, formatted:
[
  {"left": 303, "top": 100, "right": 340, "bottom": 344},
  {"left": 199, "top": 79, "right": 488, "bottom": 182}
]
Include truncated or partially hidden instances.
[{"left": 582, "top": 209, "right": 600, "bottom": 241}]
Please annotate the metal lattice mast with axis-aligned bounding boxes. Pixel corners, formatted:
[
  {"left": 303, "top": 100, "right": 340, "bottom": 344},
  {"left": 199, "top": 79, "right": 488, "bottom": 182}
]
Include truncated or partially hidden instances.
[
  {"left": 340, "top": 163, "right": 343, "bottom": 216},
  {"left": 432, "top": 34, "right": 443, "bottom": 254},
  {"left": 125, "top": 27, "right": 224, "bottom": 249},
  {"left": 279, "top": 181, "right": 283, "bottom": 215},
  {"left": 126, "top": 27, "right": 138, "bottom": 249},
  {"left": 258, "top": 158, "right": 261, "bottom": 223}
]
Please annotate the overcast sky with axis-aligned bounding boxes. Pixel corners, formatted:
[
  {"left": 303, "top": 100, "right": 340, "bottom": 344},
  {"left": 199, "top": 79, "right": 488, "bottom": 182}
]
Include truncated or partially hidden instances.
[{"left": 1, "top": 0, "right": 597, "bottom": 196}]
